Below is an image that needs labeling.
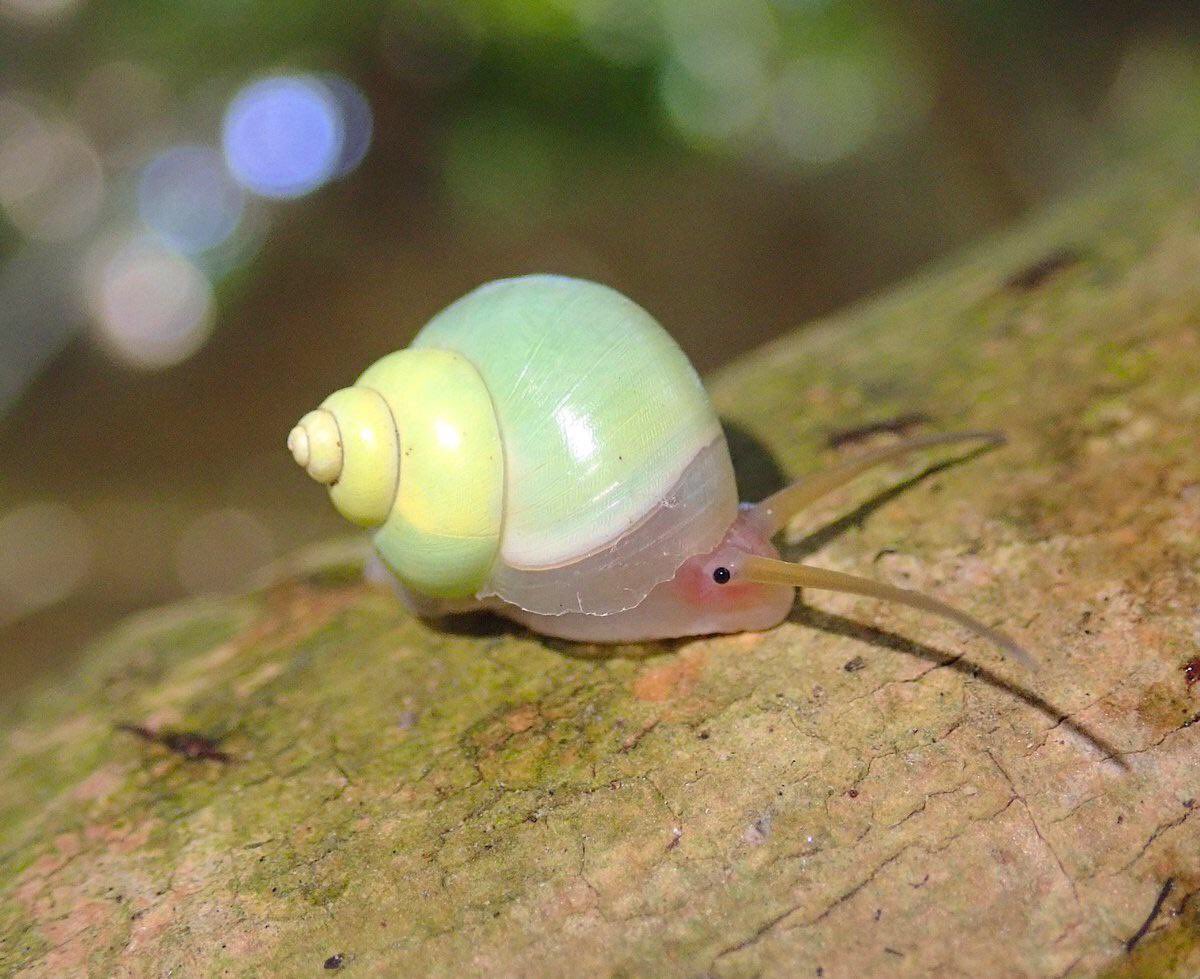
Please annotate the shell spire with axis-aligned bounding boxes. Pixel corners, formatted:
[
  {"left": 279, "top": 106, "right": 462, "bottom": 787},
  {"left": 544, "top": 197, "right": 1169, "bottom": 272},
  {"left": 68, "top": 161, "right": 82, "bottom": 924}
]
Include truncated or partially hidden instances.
[
  {"left": 288, "top": 409, "right": 342, "bottom": 485},
  {"left": 287, "top": 388, "right": 399, "bottom": 527},
  {"left": 289, "top": 348, "right": 505, "bottom": 599}
]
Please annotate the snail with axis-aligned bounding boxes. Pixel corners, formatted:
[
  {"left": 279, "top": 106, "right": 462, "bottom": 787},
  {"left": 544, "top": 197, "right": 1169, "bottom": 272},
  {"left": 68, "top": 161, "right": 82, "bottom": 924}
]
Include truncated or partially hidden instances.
[{"left": 288, "top": 275, "right": 1033, "bottom": 667}]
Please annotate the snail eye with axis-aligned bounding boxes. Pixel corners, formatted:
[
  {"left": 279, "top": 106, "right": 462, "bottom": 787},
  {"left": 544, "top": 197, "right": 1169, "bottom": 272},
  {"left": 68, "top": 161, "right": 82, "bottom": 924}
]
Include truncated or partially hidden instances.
[{"left": 712, "top": 566, "right": 731, "bottom": 585}]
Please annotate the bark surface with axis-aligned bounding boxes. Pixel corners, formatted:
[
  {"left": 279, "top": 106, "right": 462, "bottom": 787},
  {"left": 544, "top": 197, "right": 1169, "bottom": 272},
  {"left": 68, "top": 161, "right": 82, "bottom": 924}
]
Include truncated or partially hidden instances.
[{"left": 3, "top": 144, "right": 1200, "bottom": 977}]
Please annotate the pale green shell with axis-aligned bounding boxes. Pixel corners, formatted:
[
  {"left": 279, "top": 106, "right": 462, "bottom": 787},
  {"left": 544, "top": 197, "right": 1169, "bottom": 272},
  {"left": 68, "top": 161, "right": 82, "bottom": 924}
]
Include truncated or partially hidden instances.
[
  {"left": 291, "top": 275, "right": 738, "bottom": 616},
  {"left": 412, "top": 275, "right": 726, "bottom": 569}
]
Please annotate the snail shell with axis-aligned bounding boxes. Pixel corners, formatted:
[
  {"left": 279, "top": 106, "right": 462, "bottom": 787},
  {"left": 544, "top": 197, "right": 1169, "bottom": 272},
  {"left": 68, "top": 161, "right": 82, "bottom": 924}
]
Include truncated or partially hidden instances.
[{"left": 290, "top": 275, "right": 738, "bottom": 616}]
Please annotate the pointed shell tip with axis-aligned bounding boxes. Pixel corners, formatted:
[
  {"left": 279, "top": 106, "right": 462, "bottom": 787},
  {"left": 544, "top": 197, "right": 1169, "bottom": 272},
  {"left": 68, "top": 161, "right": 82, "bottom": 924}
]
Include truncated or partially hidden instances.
[
  {"left": 287, "top": 426, "right": 310, "bottom": 468},
  {"left": 289, "top": 409, "right": 343, "bottom": 484}
]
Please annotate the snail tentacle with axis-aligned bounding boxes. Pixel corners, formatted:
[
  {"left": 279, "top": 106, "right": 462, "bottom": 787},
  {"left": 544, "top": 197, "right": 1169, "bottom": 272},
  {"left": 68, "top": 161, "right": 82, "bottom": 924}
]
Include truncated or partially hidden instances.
[{"left": 732, "top": 553, "right": 1036, "bottom": 670}]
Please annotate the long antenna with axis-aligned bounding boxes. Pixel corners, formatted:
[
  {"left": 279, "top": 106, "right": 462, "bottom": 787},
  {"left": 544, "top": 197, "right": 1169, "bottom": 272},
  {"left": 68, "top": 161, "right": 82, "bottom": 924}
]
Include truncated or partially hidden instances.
[{"left": 736, "top": 554, "right": 1036, "bottom": 670}]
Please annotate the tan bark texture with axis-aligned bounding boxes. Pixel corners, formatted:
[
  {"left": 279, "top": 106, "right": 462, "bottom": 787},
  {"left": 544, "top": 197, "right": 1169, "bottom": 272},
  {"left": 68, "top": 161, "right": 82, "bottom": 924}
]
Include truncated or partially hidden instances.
[{"left": 3, "top": 143, "right": 1200, "bottom": 977}]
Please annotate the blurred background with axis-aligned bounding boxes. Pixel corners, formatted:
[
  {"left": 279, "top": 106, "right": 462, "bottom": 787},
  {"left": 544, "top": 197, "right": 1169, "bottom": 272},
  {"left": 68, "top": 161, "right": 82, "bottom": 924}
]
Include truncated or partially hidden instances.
[{"left": 1, "top": 0, "right": 1199, "bottom": 696}]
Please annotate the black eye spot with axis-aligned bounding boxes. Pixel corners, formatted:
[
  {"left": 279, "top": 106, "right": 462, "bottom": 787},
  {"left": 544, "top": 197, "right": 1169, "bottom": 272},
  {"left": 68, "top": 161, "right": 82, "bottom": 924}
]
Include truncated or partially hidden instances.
[{"left": 712, "top": 566, "right": 731, "bottom": 585}]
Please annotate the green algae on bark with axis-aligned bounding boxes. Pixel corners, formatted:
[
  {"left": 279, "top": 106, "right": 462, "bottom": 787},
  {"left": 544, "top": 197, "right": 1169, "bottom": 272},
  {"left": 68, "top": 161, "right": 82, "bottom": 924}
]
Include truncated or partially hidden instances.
[{"left": 4, "top": 148, "right": 1200, "bottom": 976}]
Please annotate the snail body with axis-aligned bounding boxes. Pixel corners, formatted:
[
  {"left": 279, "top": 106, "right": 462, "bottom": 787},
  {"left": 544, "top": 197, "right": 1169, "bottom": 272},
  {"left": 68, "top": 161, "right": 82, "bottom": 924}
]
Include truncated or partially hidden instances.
[{"left": 291, "top": 275, "right": 1032, "bottom": 665}]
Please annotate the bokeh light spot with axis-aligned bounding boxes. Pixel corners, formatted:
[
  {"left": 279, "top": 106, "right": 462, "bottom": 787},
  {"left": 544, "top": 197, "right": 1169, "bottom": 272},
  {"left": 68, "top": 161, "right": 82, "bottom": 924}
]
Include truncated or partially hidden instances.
[
  {"left": 0, "top": 0, "right": 78, "bottom": 27},
  {"left": 222, "top": 75, "right": 346, "bottom": 199},
  {"left": 1107, "top": 38, "right": 1200, "bottom": 142},
  {"left": 0, "top": 502, "right": 92, "bottom": 623},
  {"left": 86, "top": 234, "right": 214, "bottom": 369},
  {"left": 659, "top": 55, "right": 769, "bottom": 144},
  {"left": 192, "top": 197, "right": 270, "bottom": 280},
  {"left": 768, "top": 56, "right": 881, "bottom": 166},
  {"left": 0, "top": 246, "right": 80, "bottom": 415},
  {"left": 320, "top": 75, "right": 374, "bottom": 178},
  {"left": 656, "top": 0, "right": 774, "bottom": 145},
  {"left": 0, "top": 97, "right": 104, "bottom": 242},
  {"left": 138, "top": 145, "right": 244, "bottom": 254}
]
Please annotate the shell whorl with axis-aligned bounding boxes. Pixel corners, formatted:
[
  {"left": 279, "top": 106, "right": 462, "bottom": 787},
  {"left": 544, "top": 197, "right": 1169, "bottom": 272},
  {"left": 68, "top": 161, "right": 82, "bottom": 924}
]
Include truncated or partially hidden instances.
[
  {"left": 288, "top": 409, "right": 342, "bottom": 485},
  {"left": 290, "top": 275, "right": 736, "bottom": 615},
  {"left": 288, "top": 388, "right": 400, "bottom": 527},
  {"left": 289, "top": 348, "right": 504, "bottom": 599}
]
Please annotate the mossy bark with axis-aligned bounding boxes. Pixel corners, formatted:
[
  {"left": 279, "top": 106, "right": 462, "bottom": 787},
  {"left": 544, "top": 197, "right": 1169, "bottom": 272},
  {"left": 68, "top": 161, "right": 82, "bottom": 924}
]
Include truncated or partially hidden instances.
[{"left": 4, "top": 142, "right": 1200, "bottom": 977}]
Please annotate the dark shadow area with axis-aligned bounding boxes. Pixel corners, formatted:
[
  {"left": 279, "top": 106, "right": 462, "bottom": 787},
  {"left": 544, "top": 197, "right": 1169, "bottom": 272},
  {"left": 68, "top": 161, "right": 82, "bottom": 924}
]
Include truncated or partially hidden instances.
[
  {"left": 786, "top": 443, "right": 999, "bottom": 560},
  {"left": 826, "top": 412, "right": 933, "bottom": 449},
  {"left": 789, "top": 603, "right": 1128, "bottom": 768},
  {"left": 549, "top": 637, "right": 685, "bottom": 663},
  {"left": 723, "top": 418, "right": 788, "bottom": 504},
  {"left": 419, "top": 610, "right": 526, "bottom": 641},
  {"left": 418, "top": 604, "right": 681, "bottom": 662}
]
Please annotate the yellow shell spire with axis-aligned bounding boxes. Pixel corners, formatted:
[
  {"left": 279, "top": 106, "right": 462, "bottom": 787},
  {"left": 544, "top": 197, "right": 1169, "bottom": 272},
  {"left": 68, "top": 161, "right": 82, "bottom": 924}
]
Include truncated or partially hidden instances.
[
  {"left": 288, "top": 349, "right": 505, "bottom": 598},
  {"left": 288, "top": 388, "right": 399, "bottom": 527},
  {"left": 288, "top": 409, "right": 342, "bottom": 484}
]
